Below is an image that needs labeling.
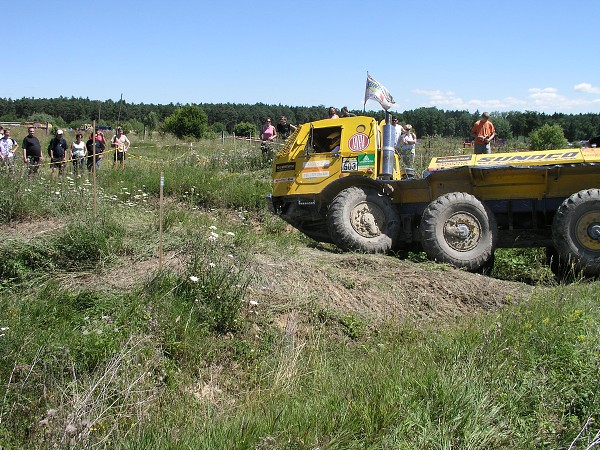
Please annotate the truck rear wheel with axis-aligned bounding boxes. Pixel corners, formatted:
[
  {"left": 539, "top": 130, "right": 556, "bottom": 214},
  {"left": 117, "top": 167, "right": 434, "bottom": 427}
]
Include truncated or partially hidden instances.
[
  {"left": 552, "top": 189, "right": 600, "bottom": 277},
  {"left": 420, "top": 192, "right": 497, "bottom": 271},
  {"left": 327, "top": 186, "right": 399, "bottom": 253}
]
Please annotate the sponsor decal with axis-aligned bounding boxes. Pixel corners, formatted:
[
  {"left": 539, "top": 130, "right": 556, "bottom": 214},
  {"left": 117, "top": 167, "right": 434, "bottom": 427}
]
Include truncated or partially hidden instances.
[
  {"left": 348, "top": 133, "right": 370, "bottom": 152},
  {"left": 301, "top": 171, "right": 330, "bottom": 179},
  {"left": 275, "top": 162, "right": 295, "bottom": 172},
  {"left": 435, "top": 156, "right": 472, "bottom": 164},
  {"left": 342, "top": 157, "right": 358, "bottom": 172},
  {"left": 303, "top": 160, "right": 330, "bottom": 168},
  {"left": 476, "top": 151, "right": 580, "bottom": 165},
  {"left": 358, "top": 153, "right": 375, "bottom": 168},
  {"left": 273, "top": 177, "right": 295, "bottom": 183}
]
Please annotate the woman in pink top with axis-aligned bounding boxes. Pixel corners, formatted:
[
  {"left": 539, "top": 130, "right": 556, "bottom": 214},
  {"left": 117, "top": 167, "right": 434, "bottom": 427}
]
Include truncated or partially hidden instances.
[{"left": 261, "top": 117, "right": 277, "bottom": 141}]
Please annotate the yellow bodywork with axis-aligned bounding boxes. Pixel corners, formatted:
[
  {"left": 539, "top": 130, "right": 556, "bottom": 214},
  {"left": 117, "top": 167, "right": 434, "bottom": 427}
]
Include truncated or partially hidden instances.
[{"left": 272, "top": 116, "right": 400, "bottom": 197}]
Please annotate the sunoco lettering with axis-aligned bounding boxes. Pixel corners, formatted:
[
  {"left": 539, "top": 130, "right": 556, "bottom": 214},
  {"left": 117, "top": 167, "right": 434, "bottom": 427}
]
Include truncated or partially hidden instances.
[{"left": 478, "top": 151, "right": 579, "bottom": 164}]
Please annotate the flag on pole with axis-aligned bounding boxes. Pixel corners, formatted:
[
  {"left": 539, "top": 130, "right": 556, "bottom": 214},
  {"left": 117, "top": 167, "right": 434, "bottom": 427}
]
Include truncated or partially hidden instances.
[{"left": 364, "top": 73, "right": 395, "bottom": 110}]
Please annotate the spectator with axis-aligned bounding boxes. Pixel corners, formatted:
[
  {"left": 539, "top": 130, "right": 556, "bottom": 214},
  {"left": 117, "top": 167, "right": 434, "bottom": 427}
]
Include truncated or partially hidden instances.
[
  {"left": 327, "top": 107, "right": 339, "bottom": 119},
  {"left": 70, "top": 133, "right": 86, "bottom": 176},
  {"left": 22, "top": 126, "right": 43, "bottom": 175},
  {"left": 261, "top": 117, "right": 277, "bottom": 142},
  {"left": 275, "top": 116, "right": 297, "bottom": 140},
  {"left": 400, "top": 124, "right": 417, "bottom": 168},
  {"left": 339, "top": 106, "right": 355, "bottom": 118},
  {"left": 260, "top": 117, "right": 277, "bottom": 158},
  {"left": 0, "top": 128, "right": 18, "bottom": 172},
  {"left": 391, "top": 116, "right": 405, "bottom": 155},
  {"left": 470, "top": 112, "right": 496, "bottom": 154},
  {"left": 86, "top": 134, "right": 105, "bottom": 174},
  {"left": 48, "top": 129, "right": 68, "bottom": 178},
  {"left": 111, "top": 127, "right": 131, "bottom": 169},
  {"left": 0, "top": 126, "right": 4, "bottom": 139}
]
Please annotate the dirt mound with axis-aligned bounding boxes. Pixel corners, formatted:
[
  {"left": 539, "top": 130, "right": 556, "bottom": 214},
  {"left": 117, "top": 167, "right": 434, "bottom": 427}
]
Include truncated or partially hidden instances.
[
  {"left": 2, "top": 218, "right": 533, "bottom": 324},
  {"left": 248, "top": 246, "right": 531, "bottom": 323}
]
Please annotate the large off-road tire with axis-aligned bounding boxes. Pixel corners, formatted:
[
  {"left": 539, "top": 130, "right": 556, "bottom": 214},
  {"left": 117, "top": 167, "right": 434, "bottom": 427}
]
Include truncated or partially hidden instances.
[
  {"left": 420, "top": 192, "right": 497, "bottom": 271},
  {"left": 327, "top": 186, "right": 399, "bottom": 253},
  {"left": 552, "top": 189, "right": 600, "bottom": 277}
]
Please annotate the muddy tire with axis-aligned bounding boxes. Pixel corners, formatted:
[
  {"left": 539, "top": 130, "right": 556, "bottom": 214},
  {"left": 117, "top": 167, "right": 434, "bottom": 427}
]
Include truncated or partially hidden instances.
[
  {"left": 420, "top": 192, "right": 497, "bottom": 271},
  {"left": 552, "top": 189, "right": 600, "bottom": 277},
  {"left": 327, "top": 186, "right": 399, "bottom": 253}
]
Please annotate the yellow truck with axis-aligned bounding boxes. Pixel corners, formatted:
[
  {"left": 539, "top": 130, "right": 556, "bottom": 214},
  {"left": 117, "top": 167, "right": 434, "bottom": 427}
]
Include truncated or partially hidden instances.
[{"left": 267, "top": 115, "right": 600, "bottom": 276}]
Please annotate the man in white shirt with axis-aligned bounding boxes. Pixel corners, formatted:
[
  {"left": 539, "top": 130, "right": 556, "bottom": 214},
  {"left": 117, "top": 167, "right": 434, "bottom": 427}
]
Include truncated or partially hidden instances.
[{"left": 391, "top": 117, "right": 404, "bottom": 155}]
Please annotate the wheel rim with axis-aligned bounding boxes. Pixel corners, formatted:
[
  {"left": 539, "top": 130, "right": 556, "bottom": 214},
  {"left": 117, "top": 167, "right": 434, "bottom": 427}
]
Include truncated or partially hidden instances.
[
  {"left": 350, "top": 201, "right": 384, "bottom": 238},
  {"left": 574, "top": 210, "right": 600, "bottom": 252},
  {"left": 443, "top": 212, "right": 482, "bottom": 252}
]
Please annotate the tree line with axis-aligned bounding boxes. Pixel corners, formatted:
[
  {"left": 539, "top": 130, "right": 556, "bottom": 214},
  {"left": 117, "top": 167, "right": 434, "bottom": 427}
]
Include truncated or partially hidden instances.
[{"left": 1, "top": 96, "right": 599, "bottom": 142}]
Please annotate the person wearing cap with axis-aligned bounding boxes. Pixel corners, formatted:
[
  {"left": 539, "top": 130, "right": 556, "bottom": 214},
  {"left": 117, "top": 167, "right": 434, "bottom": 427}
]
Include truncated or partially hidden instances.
[
  {"left": 470, "top": 112, "right": 496, "bottom": 154},
  {"left": 111, "top": 127, "right": 130, "bottom": 169},
  {"left": 400, "top": 124, "right": 417, "bottom": 168},
  {"left": 48, "top": 129, "right": 68, "bottom": 178}
]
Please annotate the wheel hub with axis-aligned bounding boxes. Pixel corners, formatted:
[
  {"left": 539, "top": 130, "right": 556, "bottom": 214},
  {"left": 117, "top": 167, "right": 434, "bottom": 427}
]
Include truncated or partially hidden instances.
[
  {"left": 575, "top": 211, "right": 600, "bottom": 251},
  {"left": 350, "top": 201, "right": 384, "bottom": 238},
  {"left": 443, "top": 212, "right": 482, "bottom": 252}
]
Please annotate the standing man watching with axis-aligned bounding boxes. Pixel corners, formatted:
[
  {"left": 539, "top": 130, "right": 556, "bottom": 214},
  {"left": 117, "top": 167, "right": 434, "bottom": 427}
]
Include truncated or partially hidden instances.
[
  {"left": 0, "top": 128, "right": 18, "bottom": 172},
  {"left": 391, "top": 116, "right": 405, "bottom": 156},
  {"left": 22, "top": 127, "right": 42, "bottom": 175},
  {"left": 48, "top": 129, "right": 68, "bottom": 178},
  {"left": 276, "top": 116, "right": 296, "bottom": 141},
  {"left": 470, "top": 112, "right": 495, "bottom": 155}
]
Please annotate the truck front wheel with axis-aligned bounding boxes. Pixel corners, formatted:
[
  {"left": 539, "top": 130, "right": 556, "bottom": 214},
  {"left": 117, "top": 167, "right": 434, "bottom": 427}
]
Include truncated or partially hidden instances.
[
  {"left": 327, "top": 186, "right": 399, "bottom": 253},
  {"left": 420, "top": 192, "right": 497, "bottom": 271},
  {"left": 552, "top": 189, "right": 600, "bottom": 277}
]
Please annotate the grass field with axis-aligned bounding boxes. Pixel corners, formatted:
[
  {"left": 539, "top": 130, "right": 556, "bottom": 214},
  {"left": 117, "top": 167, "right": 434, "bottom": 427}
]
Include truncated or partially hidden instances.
[{"left": 0, "top": 129, "right": 598, "bottom": 449}]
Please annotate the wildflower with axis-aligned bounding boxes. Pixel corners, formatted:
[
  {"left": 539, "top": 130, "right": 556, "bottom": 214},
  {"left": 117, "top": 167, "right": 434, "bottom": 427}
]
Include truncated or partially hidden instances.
[
  {"left": 65, "top": 424, "right": 77, "bottom": 434},
  {"left": 209, "top": 262, "right": 216, "bottom": 268},
  {"left": 189, "top": 275, "right": 199, "bottom": 283},
  {"left": 209, "top": 225, "right": 217, "bottom": 230},
  {"left": 249, "top": 300, "right": 258, "bottom": 307},
  {"left": 55, "top": 191, "right": 60, "bottom": 195},
  {"left": 208, "top": 232, "right": 219, "bottom": 242},
  {"left": 226, "top": 232, "right": 235, "bottom": 236}
]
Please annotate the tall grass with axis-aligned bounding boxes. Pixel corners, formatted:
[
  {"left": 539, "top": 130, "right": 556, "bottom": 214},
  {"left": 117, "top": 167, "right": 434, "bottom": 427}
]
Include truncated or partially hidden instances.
[{"left": 1, "top": 134, "right": 598, "bottom": 449}]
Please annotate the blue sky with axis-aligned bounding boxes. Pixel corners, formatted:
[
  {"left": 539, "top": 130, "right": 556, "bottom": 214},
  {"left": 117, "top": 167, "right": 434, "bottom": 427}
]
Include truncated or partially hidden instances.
[{"left": 5, "top": 0, "right": 600, "bottom": 114}]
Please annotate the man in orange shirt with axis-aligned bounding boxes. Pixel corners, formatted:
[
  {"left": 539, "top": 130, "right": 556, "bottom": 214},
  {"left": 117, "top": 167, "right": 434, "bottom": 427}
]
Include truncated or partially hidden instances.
[{"left": 470, "top": 112, "right": 496, "bottom": 154}]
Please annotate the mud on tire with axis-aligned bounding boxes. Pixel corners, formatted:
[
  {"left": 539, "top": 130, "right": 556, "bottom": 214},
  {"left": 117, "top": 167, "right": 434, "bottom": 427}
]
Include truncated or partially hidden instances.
[
  {"left": 552, "top": 189, "right": 600, "bottom": 277},
  {"left": 420, "top": 192, "right": 497, "bottom": 271},
  {"left": 327, "top": 186, "right": 399, "bottom": 253}
]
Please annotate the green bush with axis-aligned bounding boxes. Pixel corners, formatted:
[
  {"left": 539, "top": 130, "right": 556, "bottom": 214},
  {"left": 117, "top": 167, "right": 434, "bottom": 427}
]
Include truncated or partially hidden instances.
[
  {"left": 529, "top": 123, "right": 568, "bottom": 150},
  {"left": 233, "top": 121, "right": 257, "bottom": 138},
  {"left": 162, "top": 105, "right": 208, "bottom": 139}
]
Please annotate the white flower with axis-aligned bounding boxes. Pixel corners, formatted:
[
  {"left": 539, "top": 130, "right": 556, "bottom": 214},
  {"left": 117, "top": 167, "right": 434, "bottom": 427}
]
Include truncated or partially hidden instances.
[
  {"left": 189, "top": 275, "right": 199, "bottom": 283},
  {"left": 249, "top": 300, "right": 258, "bottom": 307},
  {"left": 207, "top": 232, "right": 219, "bottom": 242},
  {"left": 209, "top": 225, "right": 217, "bottom": 230},
  {"left": 226, "top": 232, "right": 235, "bottom": 236},
  {"left": 0, "top": 327, "right": 8, "bottom": 332},
  {"left": 208, "top": 262, "right": 216, "bottom": 268},
  {"left": 55, "top": 191, "right": 60, "bottom": 195}
]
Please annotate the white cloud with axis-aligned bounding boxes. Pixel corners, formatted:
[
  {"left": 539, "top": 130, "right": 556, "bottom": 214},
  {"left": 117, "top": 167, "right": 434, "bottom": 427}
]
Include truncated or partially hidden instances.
[
  {"left": 574, "top": 83, "right": 600, "bottom": 94},
  {"left": 409, "top": 86, "right": 600, "bottom": 114}
]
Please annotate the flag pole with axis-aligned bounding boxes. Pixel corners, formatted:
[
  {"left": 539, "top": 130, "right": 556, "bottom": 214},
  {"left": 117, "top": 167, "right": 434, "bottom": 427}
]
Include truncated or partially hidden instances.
[{"left": 363, "top": 71, "right": 369, "bottom": 113}]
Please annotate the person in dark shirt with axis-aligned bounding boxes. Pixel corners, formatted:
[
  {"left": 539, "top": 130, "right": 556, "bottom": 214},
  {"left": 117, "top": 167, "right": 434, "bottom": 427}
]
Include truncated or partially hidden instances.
[
  {"left": 48, "top": 129, "right": 68, "bottom": 178},
  {"left": 86, "top": 134, "right": 105, "bottom": 173},
  {"left": 275, "top": 116, "right": 297, "bottom": 141},
  {"left": 22, "top": 127, "right": 42, "bottom": 175}
]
